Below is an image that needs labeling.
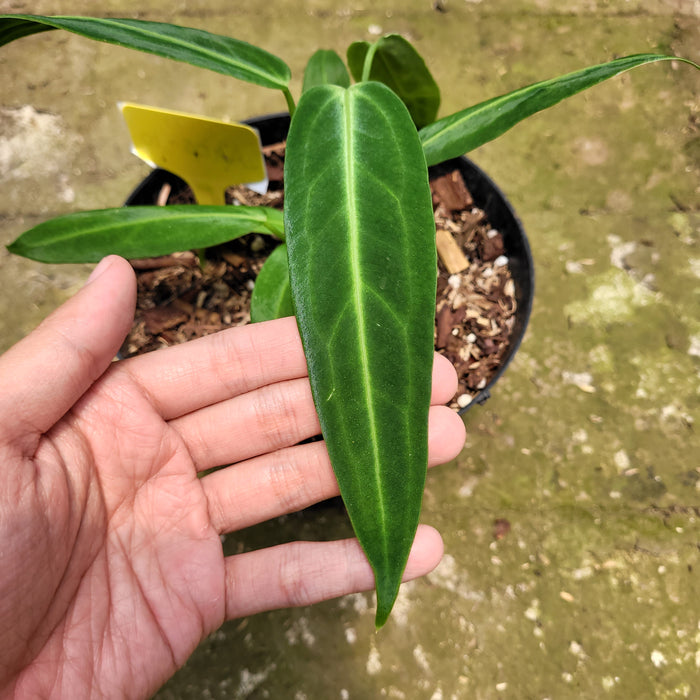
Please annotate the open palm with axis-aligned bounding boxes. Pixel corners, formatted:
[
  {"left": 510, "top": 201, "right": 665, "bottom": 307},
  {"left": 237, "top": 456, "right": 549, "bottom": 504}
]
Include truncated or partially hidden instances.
[{"left": 0, "top": 256, "right": 464, "bottom": 699}]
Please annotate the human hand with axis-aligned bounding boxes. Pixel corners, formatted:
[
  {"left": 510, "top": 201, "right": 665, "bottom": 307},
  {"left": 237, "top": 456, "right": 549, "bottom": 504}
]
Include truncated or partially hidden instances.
[{"left": 0, "top": 256, "right": 465, "bottom": 699}]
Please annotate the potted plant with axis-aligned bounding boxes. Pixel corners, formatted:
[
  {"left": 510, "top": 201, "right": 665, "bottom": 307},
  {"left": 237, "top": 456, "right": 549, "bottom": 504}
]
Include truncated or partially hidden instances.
[
  {"left": 1, "top": 14, "right": 697, "bottom": 627},
  {"left": 119, "top": 111, "right": 534, "bottom": 415}
]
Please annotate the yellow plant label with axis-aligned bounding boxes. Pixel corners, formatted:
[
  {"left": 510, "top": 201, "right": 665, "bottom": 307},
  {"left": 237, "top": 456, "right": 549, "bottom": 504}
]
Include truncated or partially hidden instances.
[{"left": 120, "top": 102, "right": 266, "bottom": 204}]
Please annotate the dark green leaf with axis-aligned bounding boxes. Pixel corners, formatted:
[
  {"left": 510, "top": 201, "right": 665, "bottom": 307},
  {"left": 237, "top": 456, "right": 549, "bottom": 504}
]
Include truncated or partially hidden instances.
[
  {"left": 302, "top": 49, "right": 351, "bottom": 92},
  {"left": 285, "top": 82, "right": 436, "bottom": 627},
  {"left": 0, "top": 14, "right": 291, "bottom": 92},
  {"left": 250, "top": 244, "right": 293, "bottom": 322},
  {"left": 346, "top": 41, "right": 369, "bottom": 82},
  {"left": 0, "top": 14, "right": 52, "bottom": 44},
  {"left": 419, "top": 53, "right": 700, "bottom": 166},
  {"left": 7, "top": 205, "right": 284, "bottom": 263},
  {"left": 354, "top": 35, "right": 440, "bottom": 129}
]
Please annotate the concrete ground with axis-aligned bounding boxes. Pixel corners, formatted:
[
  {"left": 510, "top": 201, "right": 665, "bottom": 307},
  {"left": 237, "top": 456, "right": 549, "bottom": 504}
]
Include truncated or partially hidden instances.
[{"left": 1, "top": 0, "right": 698, "bottom": 698}]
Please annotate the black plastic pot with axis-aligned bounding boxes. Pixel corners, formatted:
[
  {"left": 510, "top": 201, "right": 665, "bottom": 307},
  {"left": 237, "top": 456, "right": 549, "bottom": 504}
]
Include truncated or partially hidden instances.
[
  {"left": 126, "top": 113, "right": 534, "bottom": 415},
  {"left": 430, "top": 157, "right": 534, "bottom": 414}
]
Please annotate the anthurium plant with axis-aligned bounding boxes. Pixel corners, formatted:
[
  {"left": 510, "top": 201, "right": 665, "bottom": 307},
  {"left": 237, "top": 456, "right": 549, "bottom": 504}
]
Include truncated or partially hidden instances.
[{"left": 2, "top": 14, "right": 698, "bottom": 626}]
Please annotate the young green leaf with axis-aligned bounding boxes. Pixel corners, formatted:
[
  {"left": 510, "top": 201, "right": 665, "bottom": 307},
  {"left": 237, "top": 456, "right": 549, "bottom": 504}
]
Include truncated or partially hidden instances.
[
  {"left": 346, "top": 40, "right": 369, "bottom": 82},
  {"left": 0, "top": 14, "right": 292, "bottom": 93},
  {"left": 250, "top": 244, "right": 293, "bottom": 322},
  {"left": 302, "top": 49, "right": 351, "bottom": 92},
  {"left": 350, "top": 34, "right": 440, "bottom": 129},
  {"left": 7, "top": 205, "right": 284, "bottom": 263},
  {"left": 419, "top": 53, "right": 700, "bottom": 166},
  {"left": 285, "top": 82, "right": 436, "bottom": 627}
]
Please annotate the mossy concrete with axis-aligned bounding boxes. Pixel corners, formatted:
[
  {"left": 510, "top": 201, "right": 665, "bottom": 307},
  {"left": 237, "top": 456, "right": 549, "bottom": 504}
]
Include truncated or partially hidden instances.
[{"left": 1, "top": 1, "right": 698, "bottom": 698}]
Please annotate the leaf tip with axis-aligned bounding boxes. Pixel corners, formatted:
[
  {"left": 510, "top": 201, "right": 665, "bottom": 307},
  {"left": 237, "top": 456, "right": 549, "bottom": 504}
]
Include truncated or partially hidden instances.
[
  {"left": 374, "top": 607, "right": 391, "bottom": 630},
  {"left": 373, "top": 582, "right": 400, "bottom": 629}
]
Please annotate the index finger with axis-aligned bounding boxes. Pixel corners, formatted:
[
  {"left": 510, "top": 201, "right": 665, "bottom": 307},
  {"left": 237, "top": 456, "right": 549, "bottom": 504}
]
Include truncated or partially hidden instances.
[
  {"left": 116, "top": 316, "right": 307, "bottom": 421},
  {"left": 116, "top": 317, "right": 458, "bottom": 421}
]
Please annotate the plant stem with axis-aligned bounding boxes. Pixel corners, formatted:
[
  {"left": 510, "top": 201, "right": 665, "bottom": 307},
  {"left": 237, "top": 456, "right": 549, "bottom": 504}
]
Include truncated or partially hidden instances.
[
  {"left": 283, "top": 87, "right": 296, "bottom": 117},
  {"left": 361, "top": 42, "right": 379, "bottom": 82}
]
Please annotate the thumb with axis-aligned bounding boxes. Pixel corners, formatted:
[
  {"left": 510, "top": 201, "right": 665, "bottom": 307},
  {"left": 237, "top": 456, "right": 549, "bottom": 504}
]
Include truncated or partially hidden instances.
[{"left": 0, "top": 256, "right": 136, "bottom": 447}]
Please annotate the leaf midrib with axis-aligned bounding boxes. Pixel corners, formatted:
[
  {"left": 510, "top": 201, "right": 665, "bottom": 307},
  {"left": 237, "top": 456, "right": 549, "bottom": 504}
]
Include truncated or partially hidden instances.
[
  {"left": 343, "top": 90, "right": 387, "bottom": 549},
  {"left": 23, "top": 206, "right": 275, "bottom": 245}
]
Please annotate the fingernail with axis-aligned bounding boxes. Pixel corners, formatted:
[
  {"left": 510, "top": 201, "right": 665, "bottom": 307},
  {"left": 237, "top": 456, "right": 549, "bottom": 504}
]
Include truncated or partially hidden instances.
[{"left": 86, "top": 256, "right": 113, "bottom": 285}]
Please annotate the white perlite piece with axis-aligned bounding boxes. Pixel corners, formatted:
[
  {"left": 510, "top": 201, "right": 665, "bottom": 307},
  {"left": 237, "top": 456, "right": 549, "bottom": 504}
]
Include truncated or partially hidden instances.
[{"left": 457, "top": 393, "right": 472, "bottom": 408}]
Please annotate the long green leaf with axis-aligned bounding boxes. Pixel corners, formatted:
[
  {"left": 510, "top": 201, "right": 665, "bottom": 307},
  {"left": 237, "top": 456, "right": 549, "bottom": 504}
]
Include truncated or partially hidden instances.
[
  {"left": 7, "top": 205, "right": 284, "bottom": 263},
  {"left": 419, "top": 53, "right": 699, "bottom": 166},
  {"left": 302, "top": 49, "right": 351, "bottom": 92},
  {"left": 0, "top": 14, "right": 291, "bottom": 92},
  {"left": 250, "top": 244, "right": 293, "bottom": 322},
  {"left": 285, "top": 82, "right": 436, "bottom": 627}
]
